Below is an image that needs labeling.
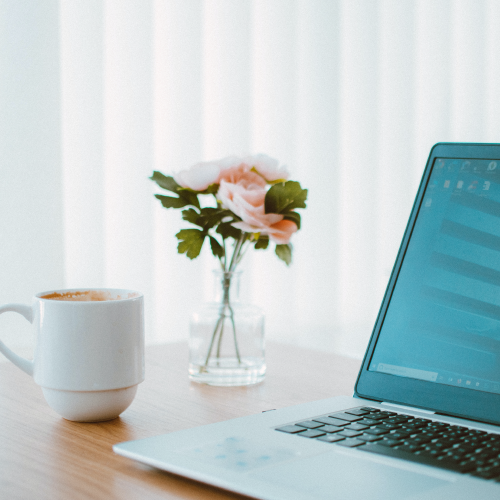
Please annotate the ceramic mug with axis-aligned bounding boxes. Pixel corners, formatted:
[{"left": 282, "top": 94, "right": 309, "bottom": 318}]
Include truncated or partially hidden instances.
[{"left": 0, "top": 288, "right": 144, "bottom": 422}]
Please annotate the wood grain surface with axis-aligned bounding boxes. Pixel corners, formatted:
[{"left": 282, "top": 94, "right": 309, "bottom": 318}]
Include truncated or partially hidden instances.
[{"left": 0, "top": 342, "right": 361, "bottom": 500}]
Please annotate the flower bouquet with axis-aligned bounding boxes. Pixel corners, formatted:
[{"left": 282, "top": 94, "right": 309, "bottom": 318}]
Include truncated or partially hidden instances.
[{"left": 151, "top": 154, "right": 307, "bottom": 385}]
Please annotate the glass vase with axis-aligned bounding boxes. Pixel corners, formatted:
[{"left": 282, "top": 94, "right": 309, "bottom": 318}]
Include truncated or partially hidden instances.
[{"left": 188, "top": 270, "right": 265, "bottom": 386}]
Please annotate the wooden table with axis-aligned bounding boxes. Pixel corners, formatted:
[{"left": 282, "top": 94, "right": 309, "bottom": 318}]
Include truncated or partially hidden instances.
[{"left": 0, "top": 342, "right": 361, "bottom": 499}]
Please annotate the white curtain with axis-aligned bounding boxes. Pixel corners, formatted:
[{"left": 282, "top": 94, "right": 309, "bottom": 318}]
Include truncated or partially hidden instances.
[{"left": 2, "top": 0, "right": 500, "bottom": 361}]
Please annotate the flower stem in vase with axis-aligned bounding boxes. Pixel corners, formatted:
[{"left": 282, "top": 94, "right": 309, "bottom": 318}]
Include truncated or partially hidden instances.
[
  {"left": 228, "top": 304, "right": 241, "bottom": 363},
  {"left": 189, "top": 268, "right": 265, "bottom": 385},
  {"left": 200, "top": 313, "right": 224, "bottom": 373}
]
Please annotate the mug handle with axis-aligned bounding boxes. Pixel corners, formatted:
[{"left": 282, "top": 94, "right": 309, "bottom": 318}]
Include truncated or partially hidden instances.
[{"left": 0, "top": 304, "right": 34, "bottom": 376}]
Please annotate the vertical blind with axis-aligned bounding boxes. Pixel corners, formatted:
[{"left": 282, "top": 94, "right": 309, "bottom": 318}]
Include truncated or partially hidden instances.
[{"left": 1, "top": 0, "right": 500, "bottom": 360}]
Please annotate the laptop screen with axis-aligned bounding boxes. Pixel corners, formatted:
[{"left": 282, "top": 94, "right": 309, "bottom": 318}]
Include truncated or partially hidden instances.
[
  {"left": 355, "top": 144, "right": 500, "bottom": 424},
  {"left": 369, "top": 155, "right": 500, "bottom": 396}
]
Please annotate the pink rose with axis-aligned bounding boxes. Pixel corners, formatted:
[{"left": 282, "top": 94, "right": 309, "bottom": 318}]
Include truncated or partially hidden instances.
[
  {"left": 174, "top": 161, "right": 221, "bottom": 192},
  {"left": 234, "top": 218, "right": 298, "bottom": 245},
  {"left": 218, "top": 164, "right": 267, "bottom": 190},
  {"left": 217, "top": 166, "right": 297, "bottom": 244}
]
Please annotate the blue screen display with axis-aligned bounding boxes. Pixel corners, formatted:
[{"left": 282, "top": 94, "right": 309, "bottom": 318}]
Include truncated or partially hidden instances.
[{"left": 370, "top": 158, "right": 500, "bottom": 395}]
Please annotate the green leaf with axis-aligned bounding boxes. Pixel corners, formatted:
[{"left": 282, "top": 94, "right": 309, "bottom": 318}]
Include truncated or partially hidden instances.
[
  {"left": 209, "top": 236, "right": 224, "bottom": 259},
  {"left": 181, "top": 208, "right": 201, "bottom": 225},
  {"left": 216, "top": 221, "right": 242, "bottom": 240},
  {"left": 264, "top": 181, "right": 308, "bottom": 215},
  {"left": 197, "top": 208, "right": 232, "bottom": 230},
  {"left": 179, "top": 189, "right": 201, "bottom": 209},
  {"left": 151, "top": 171, "right": 200, "bottom": 209},
  {"left": 181, "top": 207, "right": 234, "bottom": 231},
  {"left": 150, "top": 171, "right": 179, "bottom": 192},
  {"left": 254, "top": 234, "right": 270, "bottom": 250},
  {"left": 283, "top": 212, "right": 301, "bottom": 230},
  {"left": 203, "top": 183, "right": 219, "bottom": 194},
  {"left": 155, "top": 194, "right": 192, "bottom": 209},
  {"left": 275, "top": 244, "right": 292, "bottom": 266},
  {"left": 176, "top": 229, "right": 206, "bottom": 259}
]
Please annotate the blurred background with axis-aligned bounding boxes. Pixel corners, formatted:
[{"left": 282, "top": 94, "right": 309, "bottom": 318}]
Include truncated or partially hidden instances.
[{"left": 2, "top": 0, "right": 500, "bottom": 361}]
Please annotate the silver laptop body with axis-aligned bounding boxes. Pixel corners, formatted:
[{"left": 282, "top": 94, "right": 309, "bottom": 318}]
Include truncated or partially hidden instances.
[{"left": 115, "top": 144, "right": 500, "bottom": 499}]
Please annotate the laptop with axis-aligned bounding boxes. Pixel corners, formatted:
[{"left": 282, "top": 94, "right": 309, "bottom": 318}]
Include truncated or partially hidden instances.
[{"left": 114, "top": 143, "right": 500, "bottom": 499}]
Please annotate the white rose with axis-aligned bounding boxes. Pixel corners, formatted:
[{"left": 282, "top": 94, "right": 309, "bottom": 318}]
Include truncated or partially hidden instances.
[
  {"left": 243, "top": 154, "right": 290, "bottom": 182},
  {"left": 173, "top": 161, "right": 221, "bottom": 192}
]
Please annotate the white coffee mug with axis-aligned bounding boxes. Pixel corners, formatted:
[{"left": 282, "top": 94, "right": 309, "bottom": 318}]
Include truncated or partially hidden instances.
[{"left": 0, "top": 288, "right": 144, "bottom": 422}]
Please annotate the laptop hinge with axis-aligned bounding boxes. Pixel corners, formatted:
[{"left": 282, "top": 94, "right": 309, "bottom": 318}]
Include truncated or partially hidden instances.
[{"left": 380, "top": 402, "right": 435, "bottom": 415}]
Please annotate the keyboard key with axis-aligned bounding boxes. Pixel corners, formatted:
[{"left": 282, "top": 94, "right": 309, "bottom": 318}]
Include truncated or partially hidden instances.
[
  {"left": 336, "top": 438, "right": 366, "bottom": 448},
  {"left": 407, "top": 435, "right": 432, "bottom": 445},
  {"left": 366, "top": 413, "right": 391, "bottom": 421},
  {"left": 296, "top": 420, "right": 325, "bottom": 429},
  {"left": 378, "top": 438, "right": 402, "bottom": 447},
  {"left": 446, "top": 452, "right": 468, "bottom": 462},
  {"left": 330, "top": 412, "right": 363, "bottom": 422},
  {"left": 424, "top": 442, "right": 450, "bottom": 452},
  {"left": 345, "top": 408, "right": 371, "bottom": 416},
  {"left": 427, "top": 422, "right": 447, "bottom": 429},
  {"left": 359, "top": 418, "right": 380, "bottom": 426},
  {"left": 421, "top": 430, "right": 442, "bottom": 440},
  {"left": 397, "top": 443, "right": 423, "bottom": 453},
  {"left": 450, "top": 460, "right": 481, "bottom": 473},
  {"left": 377, "top": 423, "right": 402, "bottom": 431},
  {"left": 358, "top": 434, "right": 383, "bottom": 443},
  {"left": 298, "top": 429, "right": 326, "bottom": 439},
  {"left": 321, "top": 425, "right": 343, "bottom": 433},
  {"left": 313, "top": 417, "right": 350, "bottom": 427},
  {"left": 364, "top": 427, "right": 389, "bottom": 436},
  {"left": 408, "top": 418, "right": 431, "bottom": 425},
  {"left": 467, "top": 457, "right": 489, "bottom": 467},
  {"left": 385, "top": 416, "right": 411, "bottom": 424},
  {"left": 473, "top": 430, "right": 488, "bottom": 436},
  {"left": 473, "top": 449, "right": 498, "bottom": 459},
  {"left": 482, "top": 446, "right": 500, "bottom": 456},
  {"left": 404, "top": 419, "right": 429, "bottom": 429},
  {"left": 339, "top": 429, "right": 363, "bottom": 438},
  {"left": 415, "top": 449, "right": 446, "bottom": 459},
  {"left": 389, "top": 431, "right": 413, "bottom": 440},
  {"left": 345, "top": 423, "right": 369, "bottom": 431},
  {"left": 276, "top": 425, "right": 306, "bottom": 434},
  {"left": 317, "top": 434, "right": 345, "bottom": 443},
  {"left": 452, "top": 445, "right": 476, "bottom": 454},
  {"left": 471, "top": 467, "right": 500, "bottom": 480}
]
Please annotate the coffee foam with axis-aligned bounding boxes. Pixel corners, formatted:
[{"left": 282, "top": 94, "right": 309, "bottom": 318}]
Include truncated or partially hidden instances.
[{"left": 41, "top": 290, "right": 138, "bottom": 302}]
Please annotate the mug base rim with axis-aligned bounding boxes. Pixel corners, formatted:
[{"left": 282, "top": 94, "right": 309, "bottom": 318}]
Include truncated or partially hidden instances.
[{"left": 42, "top": 385, "right": 138, "bottom": 422}]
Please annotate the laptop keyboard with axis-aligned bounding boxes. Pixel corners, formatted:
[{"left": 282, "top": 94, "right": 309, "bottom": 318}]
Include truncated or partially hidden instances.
[{"left": 275, "top": 406, "right": 500, "bottom": 481}]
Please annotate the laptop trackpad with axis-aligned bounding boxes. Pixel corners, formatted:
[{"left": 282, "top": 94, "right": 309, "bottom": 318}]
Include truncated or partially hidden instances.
[{"left": 249, "top": 450, "right": 450, "bottom": 500}]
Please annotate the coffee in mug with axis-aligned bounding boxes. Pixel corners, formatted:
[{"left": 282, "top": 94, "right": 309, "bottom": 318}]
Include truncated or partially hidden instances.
[
  {"left": 41, "top": 290, "right": 124, "bottom": 301},
  {"left": 0, "top": 288, "right": 144, "bottom": 422}
]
